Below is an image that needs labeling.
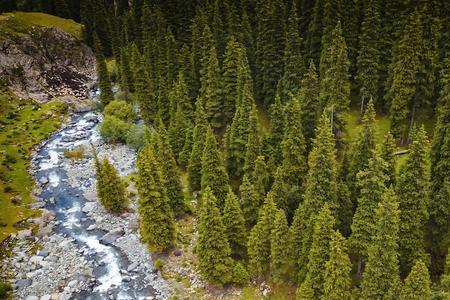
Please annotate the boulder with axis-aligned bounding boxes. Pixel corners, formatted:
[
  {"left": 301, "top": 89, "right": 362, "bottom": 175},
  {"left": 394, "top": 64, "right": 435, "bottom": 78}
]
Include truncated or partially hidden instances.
[
  {"left": 15, "top": 278, "right": 32, "bottom": 289},
  {"left": 99, "top": 228, "right": 125, "bottom": 245},
  {"left": 82, "top": 202, "right": 96, "bottom": 213}
]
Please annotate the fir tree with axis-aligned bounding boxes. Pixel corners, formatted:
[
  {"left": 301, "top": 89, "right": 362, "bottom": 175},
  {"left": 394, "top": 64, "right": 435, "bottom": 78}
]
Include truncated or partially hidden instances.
[
  {"left": 380, "top": 131, "right": 397, "bottom": 186},
  {"left": 252, "top": 156, "right": 270, "bottom": 203},
  {"left": 247, "top": 192, "right": 277, "bottom": 276},
  {"left": 298, "top": 61, "right": 320, "bottom": 149},
  {"left": 356, "top": 0, "right": 382, "bottom": 105},
  {"left": 288, "top": 204, "right": 307, "bottom": 281},
  {"left": 296, "top": 204, "right": 335, "bottom": 299},
  {"left": 305, "top": 0, "right": 323, "bottom": 66},
  {"left": 322, "top": 230, "right": 352, "bottom": 300},
  {"left": 318, "top": 21, "right": 351, "bottom": 136},
  {"left": 168, "top": 104, "right": 191, "bottom": 162},
  {"left": 179, "top": 126, "right": 193, "bottom": 169},
  {"left": 360, "top": 188, "right": 400, "bottom": 300},
  {"left": 97, "top": 158, "right": 128, "bottom": 213},
  {"left": 197, "top": 187, "right": 233, "bottom": 285},
  {"left": 398, "top": 126, "right": 430, "bottom": 272},
  {"left": 187, "top": 100, "right": 208, "bottom": 192},
  {"left": 201, "top": 126, "right": 230, "bottom": 208},
  {"left": 133, "top": 49, "right": 157, "bottom": 125},
  {"left": 243, "top": 103, "right": 260, "bottom": 175},
  {"left": 168, "top": 72, "right": 193, "bottom": 123},
  {"left": 222, "top": 189, "right": 247, "bottom": 258},
  {"left": 137, "top": 145, "right": 175, "bottom": 253},
  {"left": 119, "top": 47, "right": 133, "bottom": 98},
  {"left": 94, "top": 33, "right": 113, "bottom": 107},
  {"left": 270, "top": 209, "right": 290, "bottom": 283},
  {"left": 265, "top": 95, "right": 285, "bottom": 170},
  {"left": 240, "top": 174, "right": 261, "bottom": 228},
  {"left": 399, "top": 260, "right": 432, "bottom": 300}
]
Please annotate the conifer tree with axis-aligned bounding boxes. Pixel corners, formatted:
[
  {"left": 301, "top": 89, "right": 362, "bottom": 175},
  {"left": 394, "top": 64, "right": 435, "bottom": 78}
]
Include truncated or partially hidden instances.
[
  {"left": 168, "top": 72, "right": 193, "bottom": 123},
  {"left": 298, "top": 61, "right": 320, "bottom": 149},
  {"left": 133, "top": 50, "right": 157, "bottom": 125},
  {"left": 168, "top": 104, "right": 192, "bottom": 162},
  {"left": 356, "top": 0, "right": 382, "bottom": 105},
  {"left": 247, "top": 192, "right": 277, "bottom": 276},
  {"left": 350, "top": 149, "right": 387, "bottom": 274},
  {"left": 399, "top": 260, "right": 432, "bottom": 300},
  {"left": 398, "top": 126, "right": 430, "bottom": 272},
  {"left": 222, "top": 189, "right": 247, "bottom": 258},
  {"left": 177, "top": 43, "right": 197, "bottom": 101},
  {"left": 279, "top": 2, "right": 306, "bottom": 103},
  {"left": 240, "top": 174, "right": 261, "bottom": 228},
  {"left": 385, "top": 12, "right": 423, "bottom": 143},
  {"left": 380, "top": 131, "right": 397, "bottom": 186},
  {"left": 179, "top": 126, "right": 193, "bottom": 169},
  {"left": 296, "top": 204, "right": 335, "bottom": 299},
  {"left": 137, "top": 145, "right": 175, "bottom": 253},
  {"left": 201, "top": 126, "right": 230, "bottom": 208},
  {"left": 270, "top": 209, "right": 290, "bottom": 283},
  {"left": 322, "top": 230, "right": 352, "bottom": 300},
  {"left": 265, "top": 95, "right": 285, "bottom": 169},
  {"left": 252, "top": 156, "right": 270, "bottom": 203},
  {"left": 94, "top": 33, "right": 113, "bottom": 107},
  {"left": 440, "top": 248, "right": 450, "bottom": 294},
  {"left": 429, "top": 54, "right": 450, "bottom": 271},
  {"left": 197, "top": 187, "right": 233, "bottom": 285},
  {"left": 243, "top": 103, "right": 260, "bottom": 175},
  {"left": 318, "top": 21, "right": 351, "bottom": 136},
  {"left": 288, "top": 204, "right": 306, "bottom": 281},
  {"left": 97, "top": 158, "right": 129, "bottom": 213},
  {"left": 153, "top": 124, "right": 186, "bottom": 217},
  {"left": 305, "top": 0, "right": 323, "bottom": 66},
  {"left": 319, "top": 0, "right": 342, "bottom": 64},
  {"left": 119, "top": 47, "right": 133, "bottom": 98},
  {"left": 360, "top": 188, "right": 400, "bottom": 300},
  {"left": 188, "top": 101, "right": 208, "bottom": 192}
]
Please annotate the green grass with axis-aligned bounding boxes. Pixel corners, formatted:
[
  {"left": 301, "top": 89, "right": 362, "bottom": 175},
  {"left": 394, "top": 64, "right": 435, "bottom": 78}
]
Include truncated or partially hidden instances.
[
  {"left": 0, "top": 88, "right": 66, "bottom": 242},
  {"left": 0, "top": 12, "right": 82, "bottom": 40}
]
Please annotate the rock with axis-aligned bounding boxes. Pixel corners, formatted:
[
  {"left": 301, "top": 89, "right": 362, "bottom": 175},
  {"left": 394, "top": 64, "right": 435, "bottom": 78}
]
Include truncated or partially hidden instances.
[
  {"left": 87, "top": 224, "right": 96, "bottom": 231},
  {"left": 17, "top": 229, "right": 32, "bottom": 239},
  {"left": 99, "top": 228, "right": 125, "bottom": 245},
  {"left": 39, "top": 177, "right": 49, "bottom": 185},
  {"left": 82, "top": 202, "right": 96, "bottom": 213},
  {"left": 128, "top": 218, "right": 139, "bottom": 232},
  {"left": 173, "top": 249, "right": 182, "bottom": 257},
  {"left": 68, "top": 280, "right": 78, "bottom": 288},
  {"left": 30, "top": 256, "right": 43, "bottom": 264},
  {"left": 38, "top": 250, "right": 50, "bottom": 257},
  {"left": 122, "top": 276, "right": 131, "bottom": 282},
  {"left": 25, "top": 296, "right": 39, "bottom": 300},
  {"left": 127, "top": 262, "right": 138, "bottom": 272},
  {"left": 15, "top": 278, "right": 32, "bottom": 289},
  {"left": 11, "top": 195, "right": 23, "bottom": 204},
  {"left": 40, "top": 295, "right": 51, "bottom": 300}
]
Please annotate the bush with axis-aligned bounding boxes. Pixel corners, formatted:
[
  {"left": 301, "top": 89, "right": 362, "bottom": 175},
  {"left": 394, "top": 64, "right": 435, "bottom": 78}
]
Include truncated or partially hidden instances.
[
  {"left": 103, "top": 100, "right": 135, "bottom": 122},
  {"left": 154, "top": 258, "right": 165, "bottom": 271},
  {"left": 126, "top": 124, "right": 147, "bottom": 150},
  {"left": 232, "top": 262, "right": 249, "bottom": 287},
  {"left": 0, "top": 281, "right": 12, "bottom": 299},
  {"left": 99, "top": 115, "right": 131, "bottom": 143},
  {"left": 64, "top": 146, "right": 86, "bottom": 160}
]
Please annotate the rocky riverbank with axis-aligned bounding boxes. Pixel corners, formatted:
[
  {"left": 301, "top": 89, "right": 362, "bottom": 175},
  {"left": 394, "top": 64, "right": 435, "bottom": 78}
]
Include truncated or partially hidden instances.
[{"left": 1, "top": 112, "right": 170, "bottom": 299}]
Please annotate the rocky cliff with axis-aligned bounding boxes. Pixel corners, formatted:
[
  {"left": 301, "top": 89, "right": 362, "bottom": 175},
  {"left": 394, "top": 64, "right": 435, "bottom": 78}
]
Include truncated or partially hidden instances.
[{"left": 0, "top": 12, "right": 96, "bottom": 103}]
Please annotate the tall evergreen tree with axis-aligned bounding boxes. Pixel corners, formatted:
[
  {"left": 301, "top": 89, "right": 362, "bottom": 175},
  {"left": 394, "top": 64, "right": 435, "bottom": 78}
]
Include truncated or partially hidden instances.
[
  {"left": 240, "top": 174, "right": 261, "bottom": 228},
  {"left": 296, "top": 204, "right": 335, "bottom": 299},
  {"left": 270, "top": 209, "right": 290, "bottom": 283},
  {"left": 264, "top": 95, "right": 285, "bottom": 170},
  {"left": 188, "top": 100, "right": 208, "bottom": 192},
  {"left": 168, "top": 72, "right": 193, "bottom": 123},
  {"left": 356, "top": 0, "right": 382, "bottom": 106},
  {"left": 360, "top": 188, "right": 400, "bottom": 300},
  {"left": 137, "top": 145, "right": 175, "bottom": 253},
  {"left": 201, "top": 126, "right": 230, "bottom": 208},
  {"left": 399, "top": 260, "right": 432, "bottom": 300},
  {"left": 168, "top": 104, "right": 192, "bottom": 162},
  {"left": 247, "top": 192, "right": 277, "bottom": 276},
  {"left": 197, "top": 187, "right": 233, "bottom": 285},
  {"left": 222, "top": 189, "right": 247, "bottom": 258},
  {"left": 97, "top": 158, "right": 129, "bottom": 213},
  {"left": 94, "top": 33, "right": 113, "bottom": 107},
  {"left": 322, "top": 230, "right": 352, "bottom": 300},
  {"left": 380, "top": 131, "right": 397, "bottom": 186},
  {"left": 243, "top": 103, "right": 261, "bottom": 175},
  {"left": 318, "top": 22, "right": 351, "bottom": 136},
  {"left": 398, "top": 126, "right": 430, "bottom": 272}
]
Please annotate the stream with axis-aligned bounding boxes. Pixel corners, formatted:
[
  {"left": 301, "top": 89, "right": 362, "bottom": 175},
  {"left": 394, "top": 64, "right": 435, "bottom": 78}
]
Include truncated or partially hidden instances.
[{"left": 26, "top": 112, "right": 168, "bottom": 299}]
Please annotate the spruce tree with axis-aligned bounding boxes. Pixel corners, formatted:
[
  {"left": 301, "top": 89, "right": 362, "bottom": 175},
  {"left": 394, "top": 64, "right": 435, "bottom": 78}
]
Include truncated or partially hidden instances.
[
  {"left": 288, "top": 204, "right": 307, "bottom": 281},
  {"left": 380, "top": 131, "right": 397, "bottom": 186},
  {"left": 119, "top": 47, "right": 133, "bottom": 98},
  {"left": 201, "top": 126, "right": 230, "bottom": 208},
  {"left": 398, "top": 126, "right": 430, "bottom": 272},
  {"left": 350, "top": 149, "right": 387, "bottom": 275},
  {"left": 305, "top": 0, "right": 323, "bottom": 66},
  {"left": 265, "top": 95, "right": 285, "bottom": 170},
  {"left": 94, "top": 33, "right": 113, "bottom": 107},
  {"left": 247, "top": 192, "right": 277, "bottom": 276},
  {"left": 97, "top": 158, "right": 128, "bottom": 213},
  {"left": 187, "top": 100, "right": 208, "bottom": 192},
  {"left": 296, "top": 204, "right": 335, "bottom": 299},
  {"left": 360, "top": 188, "right": 400, "bottom": 300},
  {"left": 153, "top": 124, "right": 186, "bottom": 217},
  {"left": 168, "top": 72, "right": 193, "bottom": 123},
  {"left": 356, "top": 0, "right": 382, "bottom": 105},
  {"left": 179, "top": 126, "right": 193, "bottom": 169},
  {"left": 168, "top": 104, "right": 191, "bottom": 162},
  {"left": 252, "top": 156, "right": 270, "bottom": 203},
  {"left": 243, "top": 103, "right": 260, "bottom": 175},
  {"left": 298, "top": 61, "right": 320, "bottom": 149},
  {"left": 322, "top": 230, "right": 352, "bottom": 300},
  {"left": 270, "top": 209, "right": 290, "bottom": 283},
  {"left": 279, "top": 2, "right": 306, "bottom": 103},
  {"left": 137, "top": 145, "right": 175, "bottom": 253},
  {"left": 240, "top": 174, "right": 261, "bottom": 228},
  {"left": 222, "top": 189, "right": 247, "bottom": 258},
  {"left": 399, "top": 260, "right": 432, "bottom": 300},
  {"left": 318, "top": 21, "right": 351, "bottom": 136},
  {"left": 197, "top": 187, "right": 233, "bottom": 285},
  {"left": 133, "top": 50, "right": 157, "bottom": 125}
]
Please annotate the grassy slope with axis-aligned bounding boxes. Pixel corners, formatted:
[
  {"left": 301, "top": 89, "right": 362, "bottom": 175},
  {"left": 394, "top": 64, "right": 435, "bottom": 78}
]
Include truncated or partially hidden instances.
[
  {"left": 0, "top": 88, "right": 67, "bottom": 242},
  {"left": 0, "top": 12, "right": 82, "bottom": 40}
]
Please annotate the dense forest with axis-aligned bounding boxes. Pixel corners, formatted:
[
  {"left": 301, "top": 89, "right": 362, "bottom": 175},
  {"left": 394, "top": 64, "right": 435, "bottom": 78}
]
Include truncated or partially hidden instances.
[{"left": 2, "top": 0, "right": 450, "bottom": 298}]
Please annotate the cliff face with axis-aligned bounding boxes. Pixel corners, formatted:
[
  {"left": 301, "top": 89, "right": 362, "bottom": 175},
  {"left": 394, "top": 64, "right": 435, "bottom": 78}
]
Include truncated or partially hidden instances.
[{"left": 0, "top": 13, "right": 96, "bottom": 103}]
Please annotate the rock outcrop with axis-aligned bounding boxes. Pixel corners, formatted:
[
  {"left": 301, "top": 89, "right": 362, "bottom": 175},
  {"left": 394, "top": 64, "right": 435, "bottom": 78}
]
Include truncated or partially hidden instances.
[{"left": 0, "top": 14, "right": 96, "bottom": 103}]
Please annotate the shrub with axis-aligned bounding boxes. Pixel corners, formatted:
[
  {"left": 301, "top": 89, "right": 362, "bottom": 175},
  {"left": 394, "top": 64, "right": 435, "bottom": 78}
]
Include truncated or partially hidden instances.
[
  {"left": 64, "top": 146, "right": 86, "bottom": 160},
  {"left": 155, "top": 258, "right": 165, "bottom": 271},
  {"left": 103, "top": 100, "right": 135, "bottom": 122},
  {"left": 99, "top": 115, "right": 131, "bottom": 143},
  {"left": 232, "top": 262, "right": 249, "bottom": 287},
  {"left": 126, "top": 124, "right": 147, "bottom": 150},
  {"left": 0, "top": 281, "right": 12, "bottom": 299}
]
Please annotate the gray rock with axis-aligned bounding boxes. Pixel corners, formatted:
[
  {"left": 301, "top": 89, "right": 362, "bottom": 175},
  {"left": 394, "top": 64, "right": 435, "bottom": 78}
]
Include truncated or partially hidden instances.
[
  {"left": 173, "top": 249, "right": 182, "bottom": 257},
  {"left": 39, "top": 177, "right": 49, "bottom": 185},
  {"left": 25, "top": 296, "right": 39, "bottom": 300},
  {"left": 87, "top": 224, "right": 96, "bottom": 231},
  {"left": 40, "top": 295, "right": 52, "bottom": 300},
  {"left": 99, "top": 228, "right": 125, "bottom": 245},
  {"left": 17, "top": 229, "right": 32, "bottom": 239},
  {"left": 15, "top": 278, "right": 32, "bottom": 289},
  {"left": 38, "top": 250, "right": 50, "bottom": 257},
  {"left": 82, "top": 202, "right": 96, "bottom": 213},
  {"left": 122, "top": 276, "right": 131, "bottom": 282},
  {"left": 127, "top": 262, "right": 138, "bottom": 272}
]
